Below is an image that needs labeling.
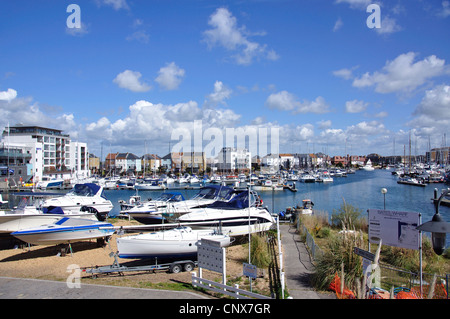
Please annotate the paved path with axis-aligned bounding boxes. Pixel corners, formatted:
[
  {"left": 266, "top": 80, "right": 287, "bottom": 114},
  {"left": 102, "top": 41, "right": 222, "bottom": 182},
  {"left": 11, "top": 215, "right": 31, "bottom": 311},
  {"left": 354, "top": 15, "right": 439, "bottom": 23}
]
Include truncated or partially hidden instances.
[
  {"left": 279, "top": 224, "right": 335, "bottom": 299},
  {"left": 0, "top": 276, "right": 209, "bottom": 299}
]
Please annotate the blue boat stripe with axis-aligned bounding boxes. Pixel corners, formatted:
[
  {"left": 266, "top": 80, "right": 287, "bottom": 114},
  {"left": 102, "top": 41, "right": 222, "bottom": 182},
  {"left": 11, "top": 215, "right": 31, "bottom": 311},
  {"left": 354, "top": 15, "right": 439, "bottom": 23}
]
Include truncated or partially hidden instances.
[{"left": 12, "top": 224, "right": 114, "bottom": 236}]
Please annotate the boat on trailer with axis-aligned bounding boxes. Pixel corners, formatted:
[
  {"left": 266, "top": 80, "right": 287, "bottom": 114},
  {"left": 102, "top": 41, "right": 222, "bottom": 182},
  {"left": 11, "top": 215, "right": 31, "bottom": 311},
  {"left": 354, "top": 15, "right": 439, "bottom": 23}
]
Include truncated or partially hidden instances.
[
  {"left": 177, "top": 190, "right": 275, "bottom": 236},
  {"left": 11, "top": 217, "right": 115, "bottom": 246},
  {"left": 116, "top": 226, "right": 231, "bottom": 259}
]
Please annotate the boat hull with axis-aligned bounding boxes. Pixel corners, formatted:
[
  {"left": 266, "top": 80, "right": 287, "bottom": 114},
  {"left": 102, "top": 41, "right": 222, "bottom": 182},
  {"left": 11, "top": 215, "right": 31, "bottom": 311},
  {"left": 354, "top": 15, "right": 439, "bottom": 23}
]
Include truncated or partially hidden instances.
[
  {"left": 0, "top": 213, "right": 97, "bottom": 234},
  {"left": 178, "top": 208, "right": 275, "bottom": 237},
  {"left": 11, "top": 218, "right": 114, "bottom": 245},
  {"left": 117, "top": 227, "right": 230, "bottom": 259}
]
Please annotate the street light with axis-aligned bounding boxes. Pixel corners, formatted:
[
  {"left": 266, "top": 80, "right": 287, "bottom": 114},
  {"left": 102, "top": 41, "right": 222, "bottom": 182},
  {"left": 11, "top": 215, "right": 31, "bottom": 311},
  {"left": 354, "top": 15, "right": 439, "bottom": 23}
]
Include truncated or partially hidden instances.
[
  {"left": 381, "top": 188, "right": 387, "bottom": 209},
  {"left": 416, "top": 189, "right": 450, "bottom": 255}
]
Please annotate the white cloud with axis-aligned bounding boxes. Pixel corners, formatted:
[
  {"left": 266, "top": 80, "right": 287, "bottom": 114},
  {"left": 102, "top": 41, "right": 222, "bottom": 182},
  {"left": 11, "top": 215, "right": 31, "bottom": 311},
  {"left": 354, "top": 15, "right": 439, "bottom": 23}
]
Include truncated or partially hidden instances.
[
  {"left": 333, "top": 18, "right": 343, "bottom": 32},
  {"left": 113, "top": 70, "right": 151, "bottom": 92},
  {"left": 203, "top": 7, "right": 279, "bottom": 65},
  {"left": 345, "top": 99, "right": 368, "bottom": 113},
  {"left": 205, "top": 81, "right": 232, "bottom": 107},
  {"left": 0, "top": 92, "right": 76, "bottom": 135},
  {"left": 408, "top": 85, "right": 450, "bottom": 137},
  {"left": 155, "top": 62, "right": 185, "bottom": 91},
  {"left": 66, "top": 22, "right": 90, "bottom": 37},
  {"left": 96, "top": 0, "right": 129, "bottom": 10},
  {"left": 352, "top": 52, "right": 448, "bottom": 93},
  {"left": 0, "top": 88, "right": 17, "bottom": 101},
  {"left": 317, "top": 120, "right": 332, "bottom": 130},
  {"left": 439, "top": 1, "right": 450, "bottom": 18},
  {"left": 126, "top": 30, "right": 150, "bottom": 44},
  {"left": 347, "top": 120, "right": 386, "bottom": 136},
  {"left": 333, "top": 67, "right": 357, "bottom": 80},
  {"left": 335, "top": 0, "right": 371, "bottom": 10},
  {"left": 376, "top": 15, "right": 402, "bottom": 35},
  {"left": 265, "top": 91, "right": 330, "bottom": 114},
  {"left": 84, "top": 99, "right": 242, "bottom": 153}
]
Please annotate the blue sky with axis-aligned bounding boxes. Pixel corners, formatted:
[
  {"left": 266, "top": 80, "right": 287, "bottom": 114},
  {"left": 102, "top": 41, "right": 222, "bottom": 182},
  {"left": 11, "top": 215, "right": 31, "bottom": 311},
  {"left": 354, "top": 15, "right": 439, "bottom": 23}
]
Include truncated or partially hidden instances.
[{"left": 0, "top": 0, "right": 449, "bottom": 159}]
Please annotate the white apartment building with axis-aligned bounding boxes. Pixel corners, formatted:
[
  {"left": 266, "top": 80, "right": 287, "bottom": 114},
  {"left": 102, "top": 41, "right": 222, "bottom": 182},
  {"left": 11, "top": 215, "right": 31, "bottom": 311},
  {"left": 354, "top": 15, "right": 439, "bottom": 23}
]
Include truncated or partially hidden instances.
[
  {"left": 217, "top": 147, "right": 251, "bottom": 171},
  {"left": 262, "top": 153, "right": 280, "bottom": 167},
  {"left": 1, "top": 125, "right": 90, "bottom": 182}
]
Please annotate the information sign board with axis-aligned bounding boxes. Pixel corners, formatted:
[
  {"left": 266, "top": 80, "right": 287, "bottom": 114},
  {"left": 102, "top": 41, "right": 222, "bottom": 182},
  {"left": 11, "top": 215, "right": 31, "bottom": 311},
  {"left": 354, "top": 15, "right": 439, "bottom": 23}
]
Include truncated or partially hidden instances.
[
  {"left": 243, "top": 263, "right": 257, "bottom": 279},
  {"left": 197, "top": 238, "right": 225, "bottom": 274},
  {"left": 368, "top": 209, "right": 420, "bottom": 250}
]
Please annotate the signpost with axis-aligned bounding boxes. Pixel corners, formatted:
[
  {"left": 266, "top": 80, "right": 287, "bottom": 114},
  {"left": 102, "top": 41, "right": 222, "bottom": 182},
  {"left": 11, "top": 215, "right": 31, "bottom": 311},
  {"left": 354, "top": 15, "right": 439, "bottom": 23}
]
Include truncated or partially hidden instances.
[
  {"left": 198, "top": 238, "right": 226, "bottom": 284},
  {"left": 368, "top": 209, "right": 420, "bottom": 250},
  {"left": 367, "top": 209, "right": 423, "bottom": 292},
  {"left": 243, "top": 262, "right": 257, "bottom": 279}
]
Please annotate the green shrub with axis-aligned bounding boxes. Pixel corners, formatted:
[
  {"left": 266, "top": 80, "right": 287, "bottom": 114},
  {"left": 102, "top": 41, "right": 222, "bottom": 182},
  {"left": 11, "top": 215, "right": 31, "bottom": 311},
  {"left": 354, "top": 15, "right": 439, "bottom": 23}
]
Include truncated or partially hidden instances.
[
  {"left": 250, "top": 233, "right": 271, "bottom": 268},
  {"left": 331, "top": 199, "right": 365, "bottom": 230}
]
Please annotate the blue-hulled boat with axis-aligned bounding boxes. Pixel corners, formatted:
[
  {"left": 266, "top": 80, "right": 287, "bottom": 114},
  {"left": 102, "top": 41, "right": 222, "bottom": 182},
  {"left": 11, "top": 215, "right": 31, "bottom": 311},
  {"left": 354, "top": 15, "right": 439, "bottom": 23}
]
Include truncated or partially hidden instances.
[{"left": 11, "top": 217, "right": 115, "bottom": 245}]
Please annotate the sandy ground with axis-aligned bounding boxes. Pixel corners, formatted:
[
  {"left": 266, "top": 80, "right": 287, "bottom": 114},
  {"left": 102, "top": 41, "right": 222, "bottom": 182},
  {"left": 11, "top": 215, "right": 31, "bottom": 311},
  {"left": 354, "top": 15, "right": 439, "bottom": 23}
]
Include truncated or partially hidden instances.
[{"left": 0, "top": 219, "right": 272, "bottom": 296}]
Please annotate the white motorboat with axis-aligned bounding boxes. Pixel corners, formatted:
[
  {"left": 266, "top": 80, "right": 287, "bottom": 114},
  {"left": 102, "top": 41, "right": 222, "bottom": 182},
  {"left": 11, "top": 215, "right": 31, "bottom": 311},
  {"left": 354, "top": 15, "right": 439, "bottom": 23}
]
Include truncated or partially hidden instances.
[
  {"left": 251, "top": 179, "right": 283, "bottom": 191},
  {"left": 41, "top": 183, "right": 113, "bottom": 221},
  {"left": 0, "top": 194, "right": 98, "bottom": 234},
  {"left": 176, "top": 174, "right": 190, "bottom": 184},
  {"left": 316, "top": 173, "right": 333, "bottom": 183},
  {"left": 125, "top": 192, "right": 186, "bottom": 224},
  {"left": 36, "top": 177, "right": 64, "bottom": 189},
  {"left": 189, "top": 175, "right": 200, "bottom": 184},
  {"left": 177, "top": 191, "right": 275, "bottom": 236},
  {"left": 11, "top": 217, "right": 115, "bottom": 246},
  {"left": 116, "top": 226, "right": 231, "bottom": 259},
  {"left": 300, "top": 174, "right": 316, "bottom": 183},
  {"left": 298, "top": 199, "right": 314, "bottom": 215},
  {"left": 127, "top": 185, "right": 235, "bottom": 224},
  {"left": 362, "top": 159, "right": 375, "bottom": 171},
  {"left": 134, "top": 179, "right": 166, "bottom": 190},
  {"left": 118, "top": 194, "right": 142, "bottom": 211}
]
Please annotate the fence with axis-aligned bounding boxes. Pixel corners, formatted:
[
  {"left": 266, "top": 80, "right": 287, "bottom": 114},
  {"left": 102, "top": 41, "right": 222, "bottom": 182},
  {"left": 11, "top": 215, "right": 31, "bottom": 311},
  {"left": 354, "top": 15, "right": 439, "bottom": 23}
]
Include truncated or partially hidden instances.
[
  {"left": 191, "top": 272, "right": 272, "bottom": 299},
  {"left": 297, "top": 223, "right": 324, "bottom": 261},
  {"left": 379, "top": 264, "right": 448, "bottom": 299}
]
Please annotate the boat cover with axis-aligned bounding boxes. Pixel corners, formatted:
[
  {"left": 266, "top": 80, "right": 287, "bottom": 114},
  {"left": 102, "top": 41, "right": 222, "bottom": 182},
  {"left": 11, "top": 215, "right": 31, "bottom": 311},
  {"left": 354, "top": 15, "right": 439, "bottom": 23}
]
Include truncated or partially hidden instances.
[
  {"left": 207, "top": 191, "right": 250, "bottom": 210},
  {"left": 71, "top": 183, "right": 101, "bottom": 196}
]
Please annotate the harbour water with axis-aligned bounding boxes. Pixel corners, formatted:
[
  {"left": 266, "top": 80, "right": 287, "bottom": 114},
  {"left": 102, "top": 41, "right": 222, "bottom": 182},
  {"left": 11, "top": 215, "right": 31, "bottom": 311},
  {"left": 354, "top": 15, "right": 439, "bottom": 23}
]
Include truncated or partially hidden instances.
[{"left": 104, "top": 169, "right": 450, "bottom": 247}]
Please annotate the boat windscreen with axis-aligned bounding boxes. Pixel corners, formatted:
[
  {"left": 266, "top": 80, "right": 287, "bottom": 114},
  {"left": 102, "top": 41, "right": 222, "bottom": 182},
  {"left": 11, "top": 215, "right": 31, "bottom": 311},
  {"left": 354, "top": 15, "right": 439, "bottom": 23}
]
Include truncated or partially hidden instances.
[{"left": 69, "top": 183, "right": 100, "bottom": 197}]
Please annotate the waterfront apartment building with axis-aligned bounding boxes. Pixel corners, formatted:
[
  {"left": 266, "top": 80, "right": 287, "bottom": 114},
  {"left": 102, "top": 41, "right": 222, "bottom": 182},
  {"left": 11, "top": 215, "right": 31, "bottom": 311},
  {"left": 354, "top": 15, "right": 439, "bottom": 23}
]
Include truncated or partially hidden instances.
[
  {"left": 115, "top": 152, "right": 141, "bottom": 173},
  {"left": 426, "top": 147, "right": 450, "bottom": 165},
  {"left": 1, "top": 125, "right": 90, "bottom": 183},
  {"left": 218, "top": 147, "right": 251, "bottom": 172},
  {"left": 182, "top": 152, "right": 206, "bottom": 173},
  {"left": 142, "top": 154, "right": 161, "bottom": 174}
]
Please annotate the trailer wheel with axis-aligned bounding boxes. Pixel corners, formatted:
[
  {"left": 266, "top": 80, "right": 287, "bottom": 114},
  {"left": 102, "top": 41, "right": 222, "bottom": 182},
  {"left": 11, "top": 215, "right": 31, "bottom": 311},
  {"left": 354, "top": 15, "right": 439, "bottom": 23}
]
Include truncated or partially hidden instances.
[
  {"left": 170, "top": 263, "right": 182, "bottom": 274},
  {"left": 184, "top": 262, "right": 195, "bottom": 272}
]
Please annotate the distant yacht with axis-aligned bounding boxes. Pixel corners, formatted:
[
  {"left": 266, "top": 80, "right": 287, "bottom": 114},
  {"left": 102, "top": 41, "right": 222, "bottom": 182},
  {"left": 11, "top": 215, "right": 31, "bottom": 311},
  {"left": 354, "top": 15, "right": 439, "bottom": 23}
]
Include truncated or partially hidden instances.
[{"left": 362, "top": 159, "right": 375, "bottom": 171}]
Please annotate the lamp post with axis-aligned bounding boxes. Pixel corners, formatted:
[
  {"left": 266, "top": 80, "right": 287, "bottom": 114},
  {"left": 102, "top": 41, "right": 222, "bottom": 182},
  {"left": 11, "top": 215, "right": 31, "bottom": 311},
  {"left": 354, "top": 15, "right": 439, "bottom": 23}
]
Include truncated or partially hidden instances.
[
  {"left": 416, "top": 189, "right": 450, "bottom": 255},
  {"left": 381, "top": 188, "right": 387, "bottom": 210}
]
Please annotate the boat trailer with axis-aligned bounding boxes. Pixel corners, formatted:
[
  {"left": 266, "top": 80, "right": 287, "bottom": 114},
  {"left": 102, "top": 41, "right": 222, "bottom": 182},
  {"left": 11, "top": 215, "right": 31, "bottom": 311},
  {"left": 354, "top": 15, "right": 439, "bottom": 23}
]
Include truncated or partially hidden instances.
[{"left": 82, "top": 252, "right": 197, "bottom": 277}]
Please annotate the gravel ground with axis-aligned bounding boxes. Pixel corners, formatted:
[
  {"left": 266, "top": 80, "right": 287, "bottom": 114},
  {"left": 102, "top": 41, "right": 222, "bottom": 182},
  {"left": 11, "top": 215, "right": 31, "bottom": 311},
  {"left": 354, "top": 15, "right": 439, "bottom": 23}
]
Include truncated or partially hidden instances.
[{"left": 0, "top": 220, "right": 272, "bottom": 296}]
